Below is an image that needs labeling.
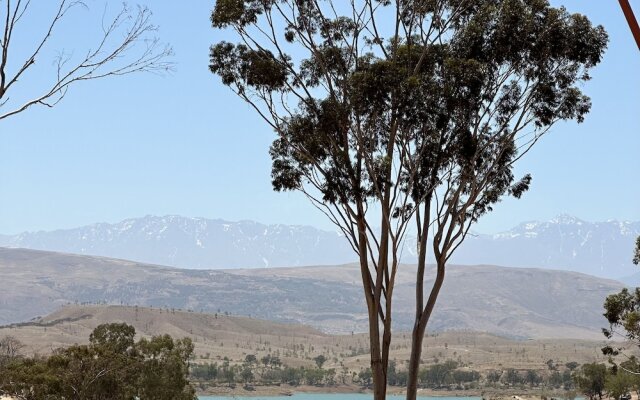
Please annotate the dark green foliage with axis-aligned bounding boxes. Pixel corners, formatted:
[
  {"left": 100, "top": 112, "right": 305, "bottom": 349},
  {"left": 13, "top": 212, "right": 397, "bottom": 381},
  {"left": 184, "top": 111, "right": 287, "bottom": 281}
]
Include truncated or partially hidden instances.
[
  {"left": 603, "top": 288, "right": 640, "bottom": 343},
  {"left": 418, "top": 360, "right": 462, "bottom": 388},
  {"left": 304, "top": 367, "right": 326, "bottom": 386},
  {"left": 566, "top": 361, "right": 580, "bottom": 371},
  {"left": 600, "top": 237, "right": 640, "bottom": 375},
  {"left": 280, "top": 366, "right": 304, "bottom": 386},
  {"left": 387, "top": 361, "right": 408, "bottom": 386},
  {"left": 357, "top": 368, "right": 373, "bottom": 388},
  {"left": 504, "top": 368, "right": 524, "bottom": 386},
  {"left": 525, "top": 369, "right": 542, "bottom": 386},
  {"left": 605, "top": 368, "right": 634, "bottom": 400},
  {"left": 313, "top": 354, "right": 327, "bottom": 368},
  {"left": 191, "top": 362, "right": 219, "bottom": 381},
  {"left": 137, "top": 335, "right": 196, "bottom": 400},
  {"left": 190, "top": 356, "right": 340, "bottom": 388},
  {"left": 0, "top": 324, "right": 196, "bottom": 400},
  {"left": 574, "top": 363, "right": 607, "bottom": 400},
  {"left": 209, "top": 43, "right": 290, "bottom": 90},
  {"left": 89, "top": 322, "right": 136, "bottom": 354},
  {"left": 210, "top": 0, "right": 607, "bottom": 221}
]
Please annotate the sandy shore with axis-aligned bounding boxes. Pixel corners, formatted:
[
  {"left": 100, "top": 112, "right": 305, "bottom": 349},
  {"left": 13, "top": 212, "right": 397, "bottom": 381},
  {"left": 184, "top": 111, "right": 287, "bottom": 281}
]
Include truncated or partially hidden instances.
[{"left": 196, "top": 384, "right": 562, "bottom": 398}]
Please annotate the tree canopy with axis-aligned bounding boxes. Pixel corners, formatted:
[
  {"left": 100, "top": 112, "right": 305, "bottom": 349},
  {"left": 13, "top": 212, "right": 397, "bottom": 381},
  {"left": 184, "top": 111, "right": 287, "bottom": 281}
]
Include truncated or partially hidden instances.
[
  {"left": 0, "top": 323, "right": 196, "bottom": 400},
  {"left": 574, "top": 363, "right": 607, "bottom": 400},
  {"left": 602, "top": 237, "right": 640, "bottom": 355}
]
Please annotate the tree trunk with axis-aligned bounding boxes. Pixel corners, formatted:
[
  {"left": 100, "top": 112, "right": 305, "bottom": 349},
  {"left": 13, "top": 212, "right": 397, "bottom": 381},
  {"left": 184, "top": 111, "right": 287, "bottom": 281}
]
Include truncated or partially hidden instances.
[
  {"left": 406, "top": 320, "right": 424, "bottom": 400},
  {"left": 406, "top": 259, "right": 446, "bottom": 400},
  {"left": 355, "top": 213, "right": 387, "bottom": 400},
  {"left": 366, "top": 297, "right": 386, "bottom": 400}
]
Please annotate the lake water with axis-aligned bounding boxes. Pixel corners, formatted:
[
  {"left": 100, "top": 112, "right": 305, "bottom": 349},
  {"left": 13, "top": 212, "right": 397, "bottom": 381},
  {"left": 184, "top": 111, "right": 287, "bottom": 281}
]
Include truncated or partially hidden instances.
[{"left": 199, "top": 395, "right": 481, "bottom": 400}]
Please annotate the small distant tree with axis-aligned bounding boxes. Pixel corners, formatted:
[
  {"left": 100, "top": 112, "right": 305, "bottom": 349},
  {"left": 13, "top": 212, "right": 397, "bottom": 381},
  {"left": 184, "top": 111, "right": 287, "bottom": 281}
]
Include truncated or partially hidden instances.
[
  {"left": 486, "top": 370, "right": 502, "bottom": 384},
  {"left": 549, "top": 371, "right": 564, "bottom": 388},
  {"left": 314, "top": 354, "right": 327, "bottom": 369},
  {"left": 304, "top": 367, "right": 325, "bottom": 386},
  {"left": 0, "top": 335, "right": 24, "bottom": 361},
  {"left": 420, "top": 360, "right": 458, "bottom": 388},
  {"left": 606, "top": 368, "right": 634, "bottom": 400},
  {"left": 504, "top": 368, "right": 523, "bottom": 386},
  {"left": 209, "top": 2, "right": 607, "bottom": 400},
  {"left": 241, "top": 365, "right": 254, "bottom": 385},
  {"left": 281, "top": 366, "right": 304, "bottom": 386},
  {"left": 357, "top": 368, "right": 373, "bottom": 388},
  {"left": 574, "top": 363, "right": 607, "bottom": 400},
  {"left": 566, "top": 362, "right": 580, "bottom": 371},
  {"left": 525, "top": 370, "right": 542, "bottom": 386},
  {"left": 0, "top": 0, "right": 172, "bottom": 121}
]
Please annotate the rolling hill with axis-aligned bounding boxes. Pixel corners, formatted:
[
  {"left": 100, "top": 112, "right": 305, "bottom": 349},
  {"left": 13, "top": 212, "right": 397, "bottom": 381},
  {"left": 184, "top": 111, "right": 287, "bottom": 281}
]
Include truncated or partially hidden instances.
[
  {"left": 0, "top": 247, "right": 624, "bottom": 339},
  {"left": 0, "top": 304, "right": 613, "bottom": 373}
]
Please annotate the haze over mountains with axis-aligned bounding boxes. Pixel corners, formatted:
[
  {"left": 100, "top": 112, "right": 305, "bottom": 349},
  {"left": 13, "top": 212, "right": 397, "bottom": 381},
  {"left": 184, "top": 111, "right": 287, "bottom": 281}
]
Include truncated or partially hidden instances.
[
  {"left": 0, "top": 247, "right": 624, "bottom": 339},
  {"left": 0, "top": 215, "right": 353, "bottom": 269},
  {"left": 0, "top": 214, "right": 638, "bottom": 279}
]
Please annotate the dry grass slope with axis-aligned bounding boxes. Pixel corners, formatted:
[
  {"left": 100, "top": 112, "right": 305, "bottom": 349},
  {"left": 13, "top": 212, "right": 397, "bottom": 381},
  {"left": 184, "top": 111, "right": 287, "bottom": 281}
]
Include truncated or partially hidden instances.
[
  {"left": 0, "top": 247, "right": 626, "bottom": 340},
  {"left": 0, "top": 305, "right": 615, "bottom": 373}
]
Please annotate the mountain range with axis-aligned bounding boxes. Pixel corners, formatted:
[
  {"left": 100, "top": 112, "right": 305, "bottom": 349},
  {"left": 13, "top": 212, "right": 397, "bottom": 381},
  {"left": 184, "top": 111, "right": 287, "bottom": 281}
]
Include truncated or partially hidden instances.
[
  {"left": 0, "top": 247, "right": 624, "bottom": 339},
  {"left": 0, "top": 214, "right": 638, "bottom": 279},
  {"left": 0, "top": 215, "right": 353, "bottom": 269}
]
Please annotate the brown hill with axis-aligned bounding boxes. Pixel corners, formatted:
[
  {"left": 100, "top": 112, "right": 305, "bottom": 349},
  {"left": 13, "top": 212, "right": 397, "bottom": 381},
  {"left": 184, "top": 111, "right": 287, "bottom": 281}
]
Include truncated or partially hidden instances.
[
  {"left": 0, "top": 247, "right": 625, "bottom": 339},
  {"left": 0, "top": 305, "right": 614, "bottom": 373}
]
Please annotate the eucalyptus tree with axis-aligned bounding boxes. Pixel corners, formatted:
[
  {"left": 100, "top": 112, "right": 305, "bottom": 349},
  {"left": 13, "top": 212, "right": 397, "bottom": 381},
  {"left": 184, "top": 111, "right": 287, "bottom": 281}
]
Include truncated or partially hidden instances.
[{"left": 209, "top": 1, "right": 607, "bottom": 399}]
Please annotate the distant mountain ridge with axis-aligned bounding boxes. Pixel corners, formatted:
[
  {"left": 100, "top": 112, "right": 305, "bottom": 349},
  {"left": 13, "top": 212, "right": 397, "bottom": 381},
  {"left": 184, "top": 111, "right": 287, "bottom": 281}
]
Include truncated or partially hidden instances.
[
  {"left": 447, "top": 214, "right": 640, "bottom": 280},
  {"left": 0, "top": 215, "right": 353, "bottom": 269},
  {"left": 0, "top": 214, "right": 638, "bottom": 279}
]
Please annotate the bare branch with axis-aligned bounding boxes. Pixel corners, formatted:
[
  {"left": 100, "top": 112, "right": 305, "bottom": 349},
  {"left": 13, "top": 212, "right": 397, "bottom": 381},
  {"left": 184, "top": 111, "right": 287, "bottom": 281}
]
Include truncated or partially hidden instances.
[{"left": 0, "top": 1, "right": 173, "bottom": 121}]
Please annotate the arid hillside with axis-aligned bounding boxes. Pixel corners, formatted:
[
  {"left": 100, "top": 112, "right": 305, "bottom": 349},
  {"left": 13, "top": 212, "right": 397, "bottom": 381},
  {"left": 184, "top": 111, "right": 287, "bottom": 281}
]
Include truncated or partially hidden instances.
[
  {"left": 0, "top": 305, "right": 614, "bottom": 374},
  {"left": 0, "top": 247, "right": 625, "bottom": 339}
]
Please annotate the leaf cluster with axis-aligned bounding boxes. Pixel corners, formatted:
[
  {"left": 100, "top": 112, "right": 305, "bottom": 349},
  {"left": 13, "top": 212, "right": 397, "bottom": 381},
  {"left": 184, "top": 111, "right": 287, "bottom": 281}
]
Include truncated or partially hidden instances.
[{"left": 210, "top": 0, "right": 607, "bottom": 228}]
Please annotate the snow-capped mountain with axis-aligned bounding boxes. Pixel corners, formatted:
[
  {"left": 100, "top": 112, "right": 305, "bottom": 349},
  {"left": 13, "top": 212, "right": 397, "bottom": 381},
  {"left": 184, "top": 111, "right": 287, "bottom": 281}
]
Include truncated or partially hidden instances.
[
  {"left": 448, "top": 214, "right": 640, "bottom": 280},
  {"left": 0, "top": 214, "right": 638, "bottom": 279},
  {"left": 0, "top": 215, "right": 354, "bottom": 269}
]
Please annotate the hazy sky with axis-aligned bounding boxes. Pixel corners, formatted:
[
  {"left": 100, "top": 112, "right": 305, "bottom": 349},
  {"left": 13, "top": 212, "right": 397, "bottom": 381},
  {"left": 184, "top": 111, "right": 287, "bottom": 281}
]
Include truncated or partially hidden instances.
[{"left": 0, "top": 1, "right": 638, "bottom": 235}]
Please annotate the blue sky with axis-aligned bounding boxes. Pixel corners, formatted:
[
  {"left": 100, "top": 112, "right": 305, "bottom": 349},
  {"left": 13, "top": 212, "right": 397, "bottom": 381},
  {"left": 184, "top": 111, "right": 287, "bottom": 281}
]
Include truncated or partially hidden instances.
[{"left": 0, "top": 0, "right": 638, "bottom": 235}]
